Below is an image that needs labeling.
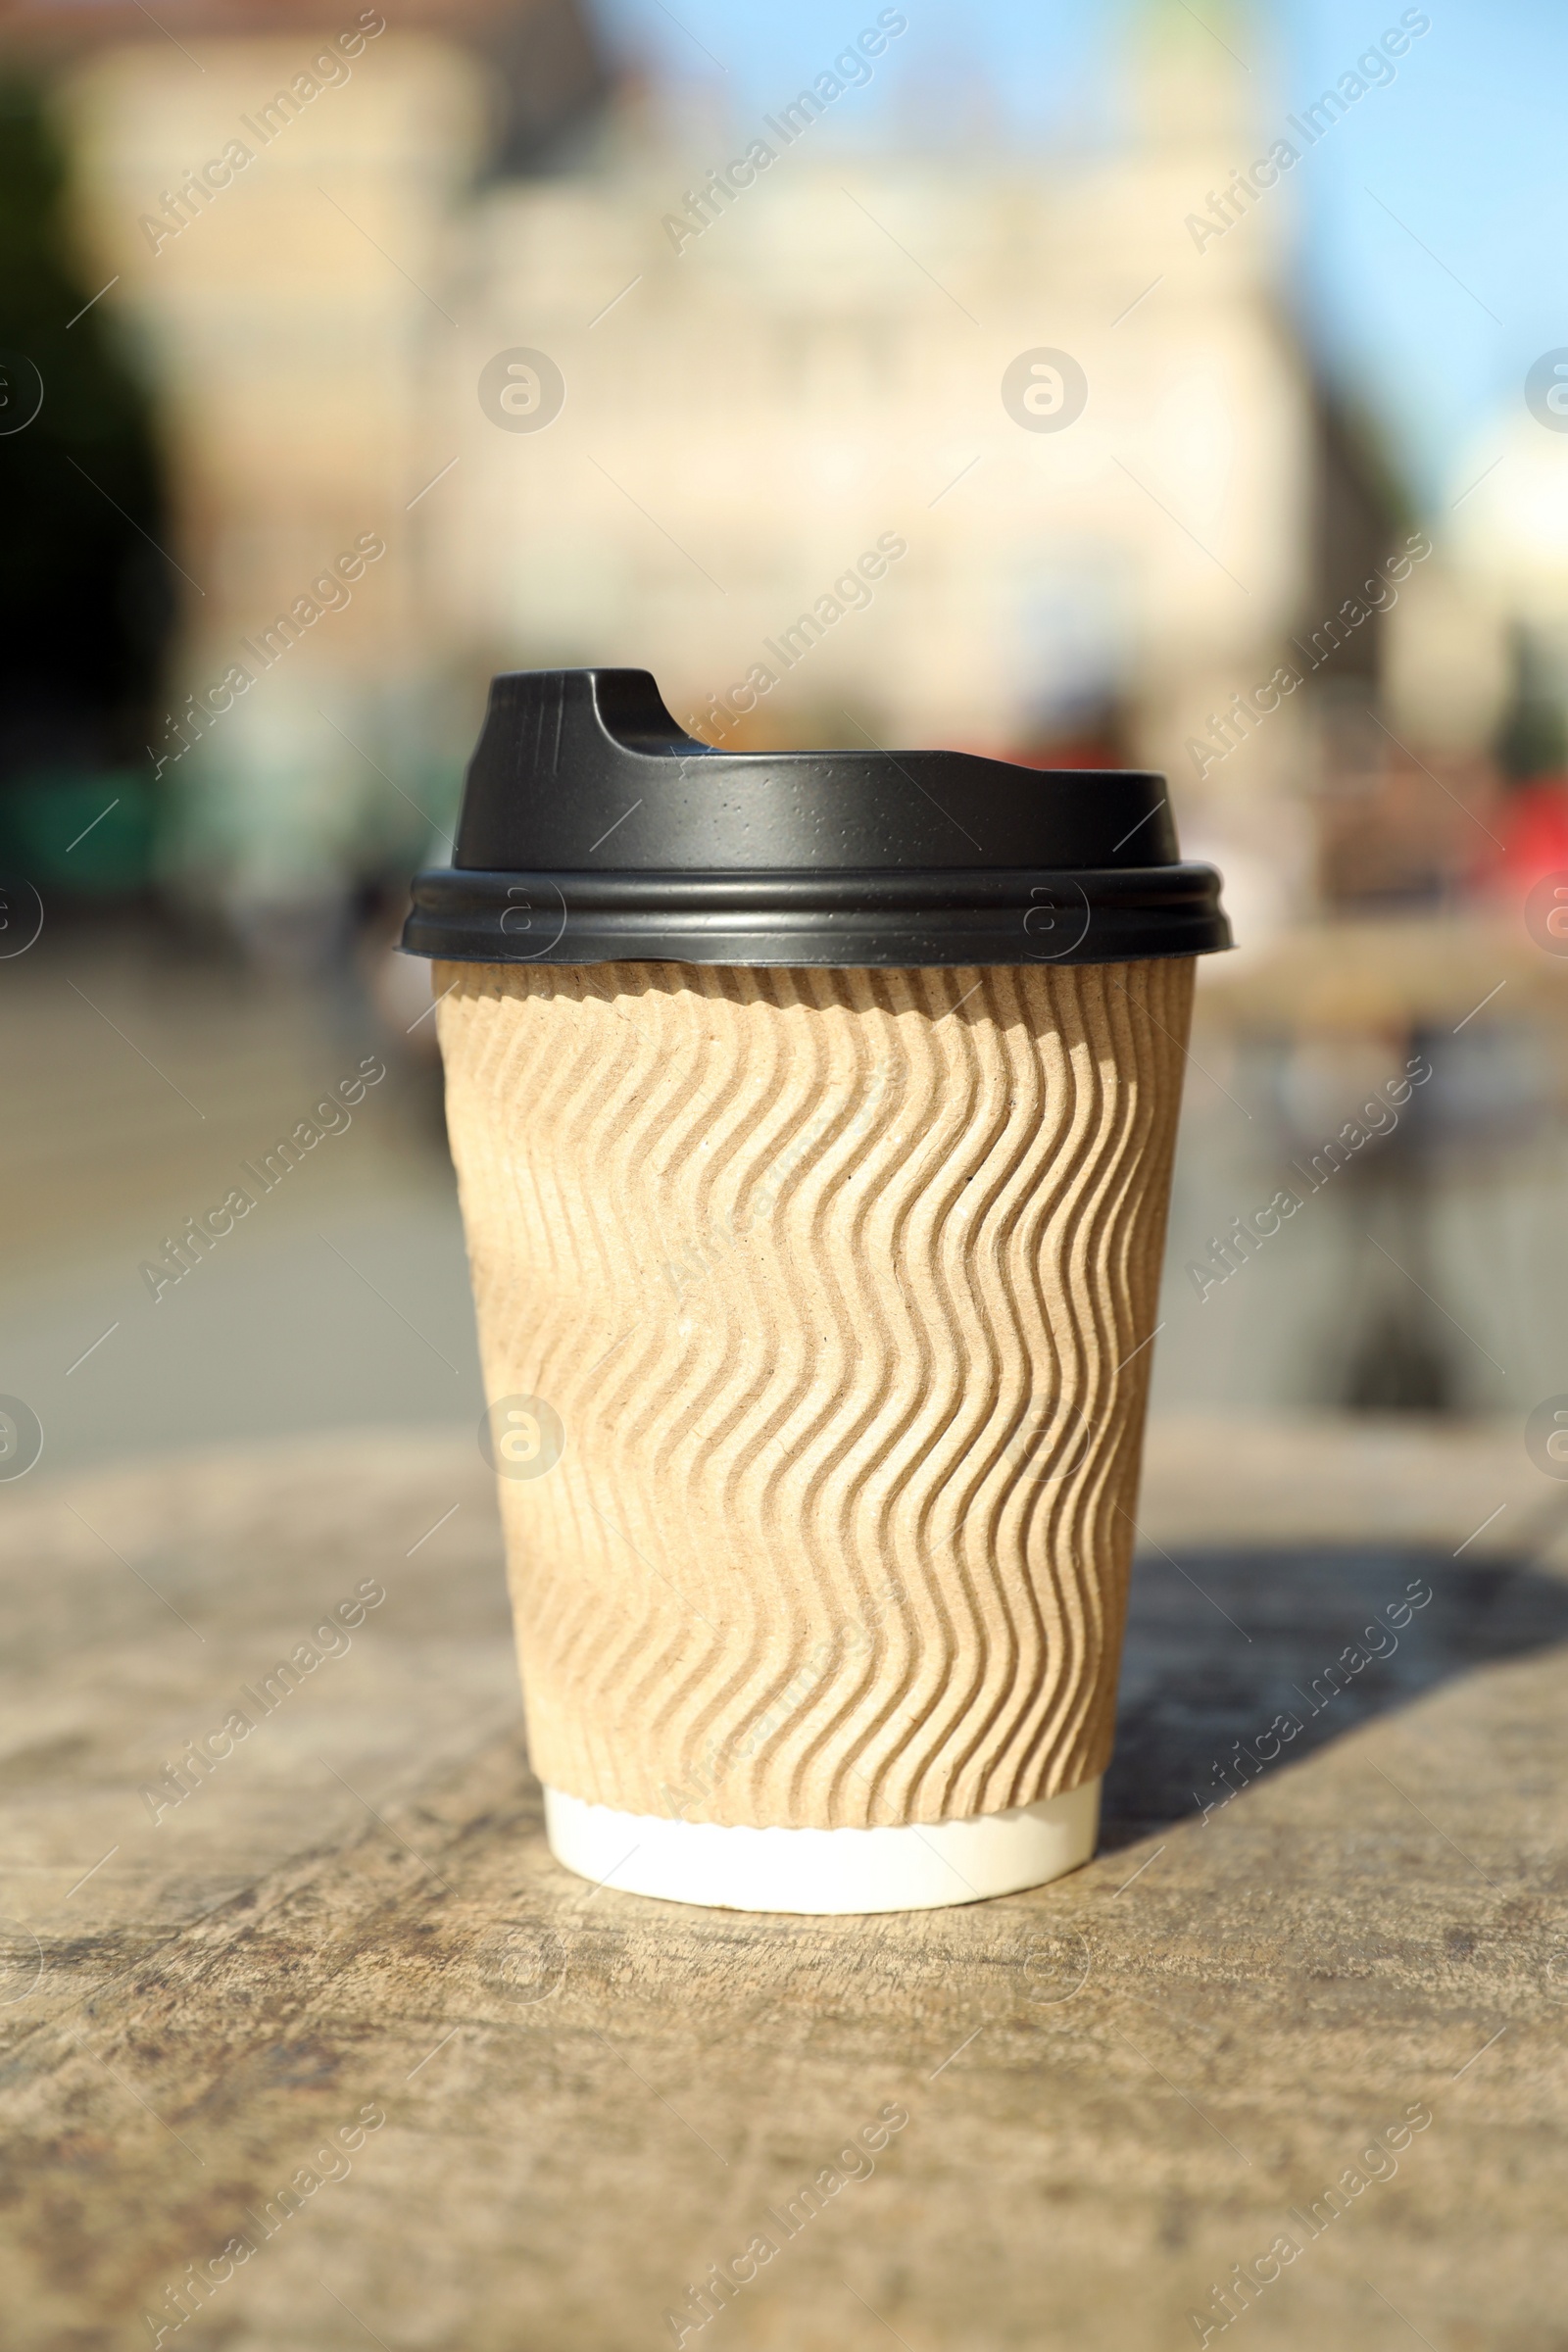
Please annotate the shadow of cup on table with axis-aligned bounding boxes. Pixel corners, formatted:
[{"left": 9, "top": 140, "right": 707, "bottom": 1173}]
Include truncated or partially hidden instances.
[{"left": 1101, "top": 1543, "right": 1568, "bottom": 1852}]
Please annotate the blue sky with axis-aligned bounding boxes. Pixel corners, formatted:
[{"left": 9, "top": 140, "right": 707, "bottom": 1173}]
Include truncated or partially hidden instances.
[{"left": 590, "top": 0, "right": 1568, "bottom": 514}]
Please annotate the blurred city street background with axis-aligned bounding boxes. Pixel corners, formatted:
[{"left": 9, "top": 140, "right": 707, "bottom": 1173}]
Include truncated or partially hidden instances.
[{"left": 3, "top": 0, "right": 1568, "bottom": 1472}]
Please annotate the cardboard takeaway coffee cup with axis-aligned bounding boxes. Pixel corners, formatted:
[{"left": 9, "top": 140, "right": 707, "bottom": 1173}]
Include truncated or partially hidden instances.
[{"left": 403, "top": 669, "right": 1229, "bottom": 1914}]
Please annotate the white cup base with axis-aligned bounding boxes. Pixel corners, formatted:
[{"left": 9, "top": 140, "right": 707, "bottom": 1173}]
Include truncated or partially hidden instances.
[{"left": 542, "top": 1779, "right": 1102, "bottom": 1915}]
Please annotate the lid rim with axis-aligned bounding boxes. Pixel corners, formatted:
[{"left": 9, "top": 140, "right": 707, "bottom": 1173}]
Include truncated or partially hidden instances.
[{"left": 403, "top": 862, "right": 1231, "bottom": 967}]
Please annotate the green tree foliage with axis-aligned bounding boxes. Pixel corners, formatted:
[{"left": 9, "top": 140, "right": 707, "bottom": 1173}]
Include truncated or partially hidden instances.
[{"left": 0, "top": 77, "right": 172, "bottom": 775}]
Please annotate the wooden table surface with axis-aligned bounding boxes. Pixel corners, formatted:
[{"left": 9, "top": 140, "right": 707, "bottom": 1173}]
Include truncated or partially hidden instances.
[{"left": 2, "top": 1418, "right": 1565, "bottom": 2352}]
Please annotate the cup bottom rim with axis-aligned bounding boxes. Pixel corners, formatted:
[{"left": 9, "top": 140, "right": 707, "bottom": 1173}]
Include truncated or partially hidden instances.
[{"left": 542, "top": 1780, "right": 1101, "bottom": 1916}]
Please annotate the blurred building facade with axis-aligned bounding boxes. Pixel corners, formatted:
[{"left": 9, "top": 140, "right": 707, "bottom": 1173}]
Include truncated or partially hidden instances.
[{"left": 444, "top": 15, "right": 1311, "bottom": 775}]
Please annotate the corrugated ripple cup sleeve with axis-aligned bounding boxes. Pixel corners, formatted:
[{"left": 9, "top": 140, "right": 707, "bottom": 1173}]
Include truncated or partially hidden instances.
[{"left": 436, "top": 955, "right": 1193, "bottom": 1831}]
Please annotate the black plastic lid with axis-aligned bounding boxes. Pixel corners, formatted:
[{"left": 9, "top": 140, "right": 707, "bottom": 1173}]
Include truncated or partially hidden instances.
[{"left": 402, "top": 668, "right": 1230, "bottom": 967}]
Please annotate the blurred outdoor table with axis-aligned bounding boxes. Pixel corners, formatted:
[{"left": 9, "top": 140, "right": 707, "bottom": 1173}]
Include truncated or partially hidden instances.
[
  {"left": 2, "top": 1419, "right": 1566, "bottom": 2352},
  {"left": 1197, "top": 907, "right": 1565, "bottom": 1039}
]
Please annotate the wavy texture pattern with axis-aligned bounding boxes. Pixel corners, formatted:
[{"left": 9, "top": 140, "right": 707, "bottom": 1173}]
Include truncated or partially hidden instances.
[{"left": 436, "top": 958, "right": 1194, "bottom": 1828}]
